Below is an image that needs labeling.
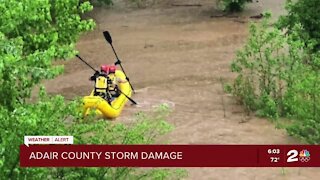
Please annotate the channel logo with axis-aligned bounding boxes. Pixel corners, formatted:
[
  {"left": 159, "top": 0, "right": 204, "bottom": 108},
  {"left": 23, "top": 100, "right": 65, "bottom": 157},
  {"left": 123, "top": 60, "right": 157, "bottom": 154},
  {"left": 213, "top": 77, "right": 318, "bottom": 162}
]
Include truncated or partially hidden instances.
[{"left": 299, "top": 150, "right": 310, "bottom": 162}]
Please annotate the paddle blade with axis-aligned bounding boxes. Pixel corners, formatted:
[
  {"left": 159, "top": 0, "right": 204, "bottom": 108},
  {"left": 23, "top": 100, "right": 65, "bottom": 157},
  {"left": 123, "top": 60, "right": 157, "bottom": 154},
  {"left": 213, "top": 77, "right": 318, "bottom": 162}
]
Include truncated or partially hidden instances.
[{"left": 103, "top": 31, "right": 112, "bottom": 44}]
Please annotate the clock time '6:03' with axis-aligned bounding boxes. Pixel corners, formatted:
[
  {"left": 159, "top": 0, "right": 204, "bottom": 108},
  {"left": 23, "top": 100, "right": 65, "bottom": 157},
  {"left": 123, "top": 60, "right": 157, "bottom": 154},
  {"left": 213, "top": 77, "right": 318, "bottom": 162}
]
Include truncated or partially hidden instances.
[{"left": 268, "top": 149, "right": 280, "bottom": 154}]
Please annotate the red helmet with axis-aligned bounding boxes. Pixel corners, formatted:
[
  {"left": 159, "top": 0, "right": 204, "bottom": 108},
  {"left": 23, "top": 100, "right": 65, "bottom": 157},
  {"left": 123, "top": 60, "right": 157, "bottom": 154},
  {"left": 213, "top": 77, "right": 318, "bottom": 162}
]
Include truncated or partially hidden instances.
[
  {"left": 109, "top": 65, "right": 116, "bottom": 73},
  {"left": 101, "top": 65, "right": 109, "bottom": 73}
]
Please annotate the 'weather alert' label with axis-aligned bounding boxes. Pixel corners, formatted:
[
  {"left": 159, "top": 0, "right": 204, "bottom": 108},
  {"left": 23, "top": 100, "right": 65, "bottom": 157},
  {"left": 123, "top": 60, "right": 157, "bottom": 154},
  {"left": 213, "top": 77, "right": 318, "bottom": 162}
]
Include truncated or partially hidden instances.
[{"left": 24, "top": 136, "right": 73, "bottom": 146}]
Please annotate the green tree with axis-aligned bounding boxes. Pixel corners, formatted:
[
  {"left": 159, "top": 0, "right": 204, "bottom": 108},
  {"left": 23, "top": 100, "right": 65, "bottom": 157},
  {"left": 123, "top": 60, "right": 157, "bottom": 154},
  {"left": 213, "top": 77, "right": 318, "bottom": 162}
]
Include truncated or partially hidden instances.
[
  {"left": 0, "top": 0, "right": 94, "bottom": 177},
  {"left": 278, "top": 0, "right": 320, "bottom": 51},
  {"left": 0, "top": 0, "right": 95, "bottom": 110},
  {"left": 0, "top": 1, "right": 185, "bottom": 179}
]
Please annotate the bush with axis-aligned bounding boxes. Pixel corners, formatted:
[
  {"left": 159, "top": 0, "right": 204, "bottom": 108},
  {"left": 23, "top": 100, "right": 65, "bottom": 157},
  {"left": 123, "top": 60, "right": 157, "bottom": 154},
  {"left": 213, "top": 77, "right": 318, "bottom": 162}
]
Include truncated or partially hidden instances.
[
  {"left": 278, "top": 0, "right": 320, "bottom": 51},
  {"left": 230, "top": 13, "right": 290, "bottom": 117},
  {"left": 217, "top": 0, "right": 252, "bottom": 12},
  {"left": 229, "top": 13, "right": 320, "bottom": 144}
]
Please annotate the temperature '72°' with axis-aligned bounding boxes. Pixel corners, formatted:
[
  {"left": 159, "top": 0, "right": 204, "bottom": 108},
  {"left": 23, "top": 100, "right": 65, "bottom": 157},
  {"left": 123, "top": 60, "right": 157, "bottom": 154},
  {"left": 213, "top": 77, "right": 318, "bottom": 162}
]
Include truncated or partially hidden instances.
[{"left": 270, "top": 157, "right": 280, "bottom": 163}]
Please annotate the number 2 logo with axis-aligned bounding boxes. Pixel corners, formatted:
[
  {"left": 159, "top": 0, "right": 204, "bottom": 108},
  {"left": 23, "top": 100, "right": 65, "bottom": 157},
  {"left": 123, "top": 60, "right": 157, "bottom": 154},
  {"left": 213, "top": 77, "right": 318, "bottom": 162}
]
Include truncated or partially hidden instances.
[{"left": 287, "top": 150, "right": 298, "bottom": 162}]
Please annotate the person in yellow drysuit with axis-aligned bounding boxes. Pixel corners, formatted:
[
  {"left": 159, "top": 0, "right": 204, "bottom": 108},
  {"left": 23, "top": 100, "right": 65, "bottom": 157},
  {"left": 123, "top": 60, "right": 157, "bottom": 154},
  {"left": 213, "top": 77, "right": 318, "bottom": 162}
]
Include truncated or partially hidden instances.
[{"left": 106, "top": 65, "right": 127, "bottom": 101}]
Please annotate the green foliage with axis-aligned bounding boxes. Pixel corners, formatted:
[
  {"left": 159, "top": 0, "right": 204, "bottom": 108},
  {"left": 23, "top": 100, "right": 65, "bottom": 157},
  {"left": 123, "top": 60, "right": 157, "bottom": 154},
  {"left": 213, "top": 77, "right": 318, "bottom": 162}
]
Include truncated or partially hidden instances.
[
  {"left": 0, "top": 0, "right": 95, "bottom": 110},
  {"left": 278, "top": 0, "right": 320, "bottom": 51},
  {"left": 229, "top": 13, "right": 320, "bottom": 144},
  {"left": 0, "top": 88, "right": 77, "bottom": 179},
  {"left": 0, "top": 0, "right": 184, "bottom": 179},
  {"left": 0, "top": 89, "right": 186, "bottom": 179},
  {"left": 0, "top": 0, "right": 95, "bottom": 57},
  {"left": 85, "top": 0, "right": 113, "bottom": 6},
  {"left": 0, "top": 0, "right": 97, "bottom": 175},
  {"left": 230, "top": 12, "right": 288, "bottom": 116},
  {"left": 223, "top": 84, "right": 233, "bottom": 94},
  {"left": 55, "top": 104, "right": 185, "bottom": 180},
  {"left": 217, "top": 0, "right": 252, "bottom": 12}
]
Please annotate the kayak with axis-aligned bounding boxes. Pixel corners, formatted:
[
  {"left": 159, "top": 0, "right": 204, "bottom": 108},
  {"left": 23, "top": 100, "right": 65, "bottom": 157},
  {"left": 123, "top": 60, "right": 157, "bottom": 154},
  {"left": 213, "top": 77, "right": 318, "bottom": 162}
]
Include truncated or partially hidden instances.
[{"left": 82, "top": 70, "right": 132, "bottom": 119}]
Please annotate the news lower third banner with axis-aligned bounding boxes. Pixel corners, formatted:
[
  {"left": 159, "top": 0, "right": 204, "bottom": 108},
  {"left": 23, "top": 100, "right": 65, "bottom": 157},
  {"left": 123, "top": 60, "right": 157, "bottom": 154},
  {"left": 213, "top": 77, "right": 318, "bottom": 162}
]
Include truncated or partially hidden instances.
[{"left": 20, "top": 145, "right": 320, "bottom": 167}]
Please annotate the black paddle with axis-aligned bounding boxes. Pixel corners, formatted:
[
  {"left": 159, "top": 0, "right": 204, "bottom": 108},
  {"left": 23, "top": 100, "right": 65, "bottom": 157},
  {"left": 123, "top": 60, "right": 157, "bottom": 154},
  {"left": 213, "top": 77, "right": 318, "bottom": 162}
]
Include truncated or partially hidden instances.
[
  {"left": 75, "top": 54, "right": 99, "bottom": 73},
  {"left": 118, "top": 88, "right": 137, "bottom": 105},
  {"left": 103, "top": 31, "right": 136, "bottom": 93}
]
